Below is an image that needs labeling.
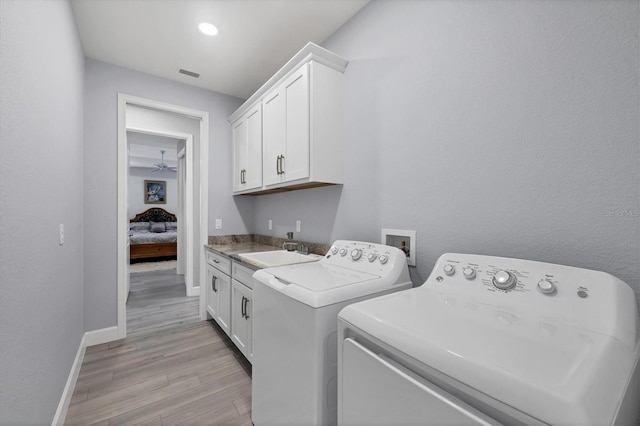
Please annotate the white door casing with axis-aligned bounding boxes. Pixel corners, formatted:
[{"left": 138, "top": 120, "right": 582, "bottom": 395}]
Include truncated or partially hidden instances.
[
  {"left": 117, "top": 93, "right": 209, "bottom": 342},
  {"left": 177, "top": 146, "right": 186, "bottom": 275}
]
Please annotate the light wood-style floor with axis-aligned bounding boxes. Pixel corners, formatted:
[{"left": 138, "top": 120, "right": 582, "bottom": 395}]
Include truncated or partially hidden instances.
[{"left": 65, "top": 268, "right": 252, "bottom": 425}]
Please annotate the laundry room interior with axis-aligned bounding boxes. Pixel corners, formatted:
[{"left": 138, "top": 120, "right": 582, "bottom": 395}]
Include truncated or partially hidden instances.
[{"left": 1, "top": 0, "right": 638, "bottom": 425}]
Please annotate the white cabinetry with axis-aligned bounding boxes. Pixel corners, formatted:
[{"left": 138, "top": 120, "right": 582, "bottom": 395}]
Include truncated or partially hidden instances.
[
  {"left": 231, "top": 262, "right": 254, "bottom": 362},
  {"left": 205, "top": 248, "right": 256, "bottom": 363},
  {"left": 205, "top": 250, "right": 231, "bottom": 337},
  {"left": 231, "top": 279, "right": 253, "bottom": 361},
  {"left": 229, "top": 42, "right": 347, "bottom": 195},
  {"left": 232, "top": 103, "right": 262, "bottom": 193},
  {"left": 263, "top": 64, "right": 310, "bottom": 186}
]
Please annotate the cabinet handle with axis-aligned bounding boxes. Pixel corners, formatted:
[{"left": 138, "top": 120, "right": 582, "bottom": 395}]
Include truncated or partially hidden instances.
[
  {"left": 211, "top": 275, "right": 217, "bottom": 292},
  {"left": 240, "top": 296, "right": 246, "bottom": 318},
  {"left": 280, "top": 155, "right": 284, "bottom": 174},
  {"left": 212, "top": 259, "right": 219, "bottom": 264},
  {"left": 242, "top": 169, "right": 247, "bottom": 184},
  {"left": 240, "top": 169, "right": 244, "bottom": 184},
  {"left": 276, "top": 155, "right": 281, "bottom": 175},
  {"left": 243, "top": 297, "right": 250, "bottom": 320}
]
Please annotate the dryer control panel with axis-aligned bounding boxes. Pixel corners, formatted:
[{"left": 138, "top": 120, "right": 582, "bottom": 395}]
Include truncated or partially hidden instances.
[{"left": 426, "top": 253, "right": 638, "bottom": 348}]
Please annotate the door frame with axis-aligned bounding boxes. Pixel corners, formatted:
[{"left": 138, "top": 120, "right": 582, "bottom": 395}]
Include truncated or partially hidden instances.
[{"left": 117, "top": 93, "right": 209, "bottom": 340}]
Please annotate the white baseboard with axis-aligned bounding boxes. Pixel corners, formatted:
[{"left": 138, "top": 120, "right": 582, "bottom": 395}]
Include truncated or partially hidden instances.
[
  {"left": 187, "top": 285, "right": 200, "bottom": 297},
  {"left": 51, "top": 334, "right": 86, "bottom": 426},
  {"left": 85, "top": 325, "right": 122, "bottom": 347}
]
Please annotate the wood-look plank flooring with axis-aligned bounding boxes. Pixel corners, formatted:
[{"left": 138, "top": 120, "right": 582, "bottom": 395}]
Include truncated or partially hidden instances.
[{"left": 66, "top": 268, "right": 252, "bottom": 426}]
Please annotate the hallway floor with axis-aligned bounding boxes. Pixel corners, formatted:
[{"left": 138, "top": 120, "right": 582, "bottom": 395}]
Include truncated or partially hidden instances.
[{"left": 65, "top": 269, "right": 252, "bottom": 425}]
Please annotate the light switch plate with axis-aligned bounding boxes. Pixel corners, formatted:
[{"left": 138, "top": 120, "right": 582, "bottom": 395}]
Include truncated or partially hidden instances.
[
  {"left": 296, "top": 220, "right": 301, "bottom": 232},
  {"left": 268, "top": 219, "right": 273, "bottom": 230},
  {"left": 215, "top": 219, "right": 222, "bottom": 229},
  {"left": 59, "top": 224, "right": 64, "bottom": 245}
]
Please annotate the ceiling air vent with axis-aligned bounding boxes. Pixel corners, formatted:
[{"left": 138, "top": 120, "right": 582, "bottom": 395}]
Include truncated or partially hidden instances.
[{"left": 179, "top": 68, "right": 200, "bottom": 78}]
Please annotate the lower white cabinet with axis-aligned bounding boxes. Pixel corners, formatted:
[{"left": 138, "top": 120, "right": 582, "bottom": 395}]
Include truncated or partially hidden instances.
[
  {"left": 206, "top": 249, "right": 255, "bottom": 363},
  {"left": 231, "top": 279, "right": 253, "bottom": 362},
  {"left": 206, "top": 263, "right": 231, "bottom": 337}
]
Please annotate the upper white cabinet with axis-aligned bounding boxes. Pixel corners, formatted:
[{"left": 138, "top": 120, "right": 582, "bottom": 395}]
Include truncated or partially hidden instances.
[
  {"left": 232, "top": 103, "right": 263, "bottom": 193},
  {"left": 263, "top": 63, "right": 310, "bottom": 186},
  {"left": 229, "top": 42, "right": 347, "bottom": 195}
]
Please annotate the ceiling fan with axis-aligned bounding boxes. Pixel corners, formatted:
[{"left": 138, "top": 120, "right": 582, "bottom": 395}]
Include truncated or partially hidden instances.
[{"left": 151, "top": 150, "right": 177, "bottom": 172}]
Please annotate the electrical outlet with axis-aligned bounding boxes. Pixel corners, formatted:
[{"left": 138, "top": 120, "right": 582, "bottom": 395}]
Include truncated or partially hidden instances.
[
  {"left": 215, "top": 219, "right": 223, "bottom": 229},
  {"left": 268, "top": 219, "right": 273, "bottom": 230},
  {"left": 59, "top": 224, "right": 64, "bottom": 245},
  {"left": 296, "top": 220, "right": 301, "bottom": 233}
]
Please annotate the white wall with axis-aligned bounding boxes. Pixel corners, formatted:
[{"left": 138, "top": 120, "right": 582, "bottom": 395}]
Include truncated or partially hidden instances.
[
  {"left": 0, "top": 0, "right": 85, "bottom": 423},
  {"left": 84, "top": 59, "right": 246, "bottom": 331},
  {"left": 128, "top": 167, "right": 177, "bottom": 217},
  {"left": 252, "top": 0, "right": 640, "bottom": 307}
]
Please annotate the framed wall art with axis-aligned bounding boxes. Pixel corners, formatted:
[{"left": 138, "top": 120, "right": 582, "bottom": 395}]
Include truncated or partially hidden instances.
[{"left": 144, "top": 180, "right": 166, "bottom": 204}]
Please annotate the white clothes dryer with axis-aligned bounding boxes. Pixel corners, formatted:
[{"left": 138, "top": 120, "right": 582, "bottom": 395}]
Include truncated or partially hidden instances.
[
  {"left": 251, "top": 240, "right": 413, "bottom": 426},
  {"left": 338, "top": 253, "right": 639, "bottom": 425}
]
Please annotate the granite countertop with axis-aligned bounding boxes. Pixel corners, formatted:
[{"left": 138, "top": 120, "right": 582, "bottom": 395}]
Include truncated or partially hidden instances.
[{"left": 204, "top": 234, "right": 331, "bottom": 270}]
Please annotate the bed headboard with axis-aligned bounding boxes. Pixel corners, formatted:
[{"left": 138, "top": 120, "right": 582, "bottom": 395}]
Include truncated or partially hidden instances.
[{"left": 130, "top": 208, "right": 177, "bottom": 223}]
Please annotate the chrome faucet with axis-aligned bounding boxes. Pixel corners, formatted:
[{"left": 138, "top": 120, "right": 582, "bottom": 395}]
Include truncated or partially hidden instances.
[{"left": 282, "top": 232, "right": 297, "bottom": 251}]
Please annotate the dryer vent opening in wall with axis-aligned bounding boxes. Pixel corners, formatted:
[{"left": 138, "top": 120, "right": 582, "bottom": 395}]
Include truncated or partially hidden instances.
[{"left": 179, "top": 68, "right": 200, "bottom": 78}]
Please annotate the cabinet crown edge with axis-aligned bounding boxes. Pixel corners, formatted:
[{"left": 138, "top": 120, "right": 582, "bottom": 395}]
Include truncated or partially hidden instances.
[{"left": 228, "top": 42, "right": 348, "bottom": 124}]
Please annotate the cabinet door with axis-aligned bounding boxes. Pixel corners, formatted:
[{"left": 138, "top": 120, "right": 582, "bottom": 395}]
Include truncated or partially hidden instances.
[
  {"left": 244, "top": 104, "right": 263, "bottom": 190},
  {"left": 282, "top": 63, "right": 310, "bottom": 183},
  {"left": 232, "top": 117, "right": 247, "bottom": 192},
  {"left": 231, "top": 279, "right": 253, "bottom": 362},
  {"left": 206, "top": 264, "right": 219, "bottom": 320},
  {"left": 262, "top": 87, "right": 286, "bottom": 186},
  {"left": 215, "top": 272, "right": 231, "bottom": 337}
]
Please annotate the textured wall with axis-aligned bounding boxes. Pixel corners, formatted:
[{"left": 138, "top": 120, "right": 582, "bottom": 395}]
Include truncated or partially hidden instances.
[
  {"left": 0, "top": 0, "right": 85, "bottom": 423},
  {"left": 253, "top": 0, "right": 640, "bottom": 306},
  {"left": 84, "top": 59, "right": 246, "bottom": 331}
]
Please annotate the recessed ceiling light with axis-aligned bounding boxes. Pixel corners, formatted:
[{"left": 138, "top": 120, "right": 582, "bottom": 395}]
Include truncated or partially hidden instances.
[{"left": 199, "top": 22, "right": 218, "bottom": 36}]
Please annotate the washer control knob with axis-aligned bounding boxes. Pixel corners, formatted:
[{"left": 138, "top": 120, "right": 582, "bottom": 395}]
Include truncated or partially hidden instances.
[
  {"left": 493, "top": 270, "right": 517, "bottom": 290},
  {"left": 443, "top": 264, "right": 456, "bottom": 275},
  {"left": 462, "top": 267, "right": 476, "bottom": 279},
  {"left": 330, "top": 246, "right": 338, "bottom": 255},
  {"left": 339, "top": 248, "right": 347, "bottom": 257},
  {"left": 351, "top": 249, "right": 363, "bottom": 261},
  {"left": 537, "top": 279, "right": 556, "bottom": 294},
  {"left": 367, "top": 253, "right": 377, "bottom": 262},
  {"left": 379, "top": 255, "right": 389, "bottom": 265}
]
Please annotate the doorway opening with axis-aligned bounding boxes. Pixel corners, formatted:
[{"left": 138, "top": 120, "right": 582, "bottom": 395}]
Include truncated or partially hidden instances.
[{"left": 117, "top": 94, "right": 209, "bottom": 340}]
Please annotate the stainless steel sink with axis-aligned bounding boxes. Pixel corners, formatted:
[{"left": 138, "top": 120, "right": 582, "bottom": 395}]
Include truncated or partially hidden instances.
[{"left": 238, "top": 250, "right": 323, "bottom": 268}]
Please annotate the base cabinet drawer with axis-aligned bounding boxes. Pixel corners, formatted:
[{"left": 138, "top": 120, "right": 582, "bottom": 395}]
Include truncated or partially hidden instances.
[{"left": 206, "top": 250, "right": 232, "bottom": 275}]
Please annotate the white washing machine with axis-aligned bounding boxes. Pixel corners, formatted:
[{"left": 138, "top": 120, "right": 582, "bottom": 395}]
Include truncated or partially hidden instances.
[
  {"left": 338, "top": 253, "right": 640, "bottom": 425},
  {"left": 251, "top": 240, "right": 413, "bottom": 426}
]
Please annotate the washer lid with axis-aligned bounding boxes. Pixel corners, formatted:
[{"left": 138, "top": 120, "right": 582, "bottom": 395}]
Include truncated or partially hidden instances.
[
  {"left": 254, "top": 262, "right": 389, "bottom": 308},
  {"left": 339, "top": 287, "right": 639, "bottom": 425}
]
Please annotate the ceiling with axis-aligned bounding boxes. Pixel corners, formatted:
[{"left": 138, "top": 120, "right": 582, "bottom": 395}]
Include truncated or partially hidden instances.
[
  {"left": 71, "top": 0, "right": 368, "bottom": 100},
  {"left": 128, "top": 131, "right": 179, "bottom": 169}
]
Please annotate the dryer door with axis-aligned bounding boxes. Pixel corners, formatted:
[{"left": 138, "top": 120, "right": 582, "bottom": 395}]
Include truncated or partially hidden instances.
[{"left": 340, "top": 338, "right": 500, "bottom": 426}]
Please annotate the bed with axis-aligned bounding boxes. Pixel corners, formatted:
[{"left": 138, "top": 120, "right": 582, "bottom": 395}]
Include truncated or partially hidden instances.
[{"left": 129, "top": 208, "right": 178, "bottom": 261}]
